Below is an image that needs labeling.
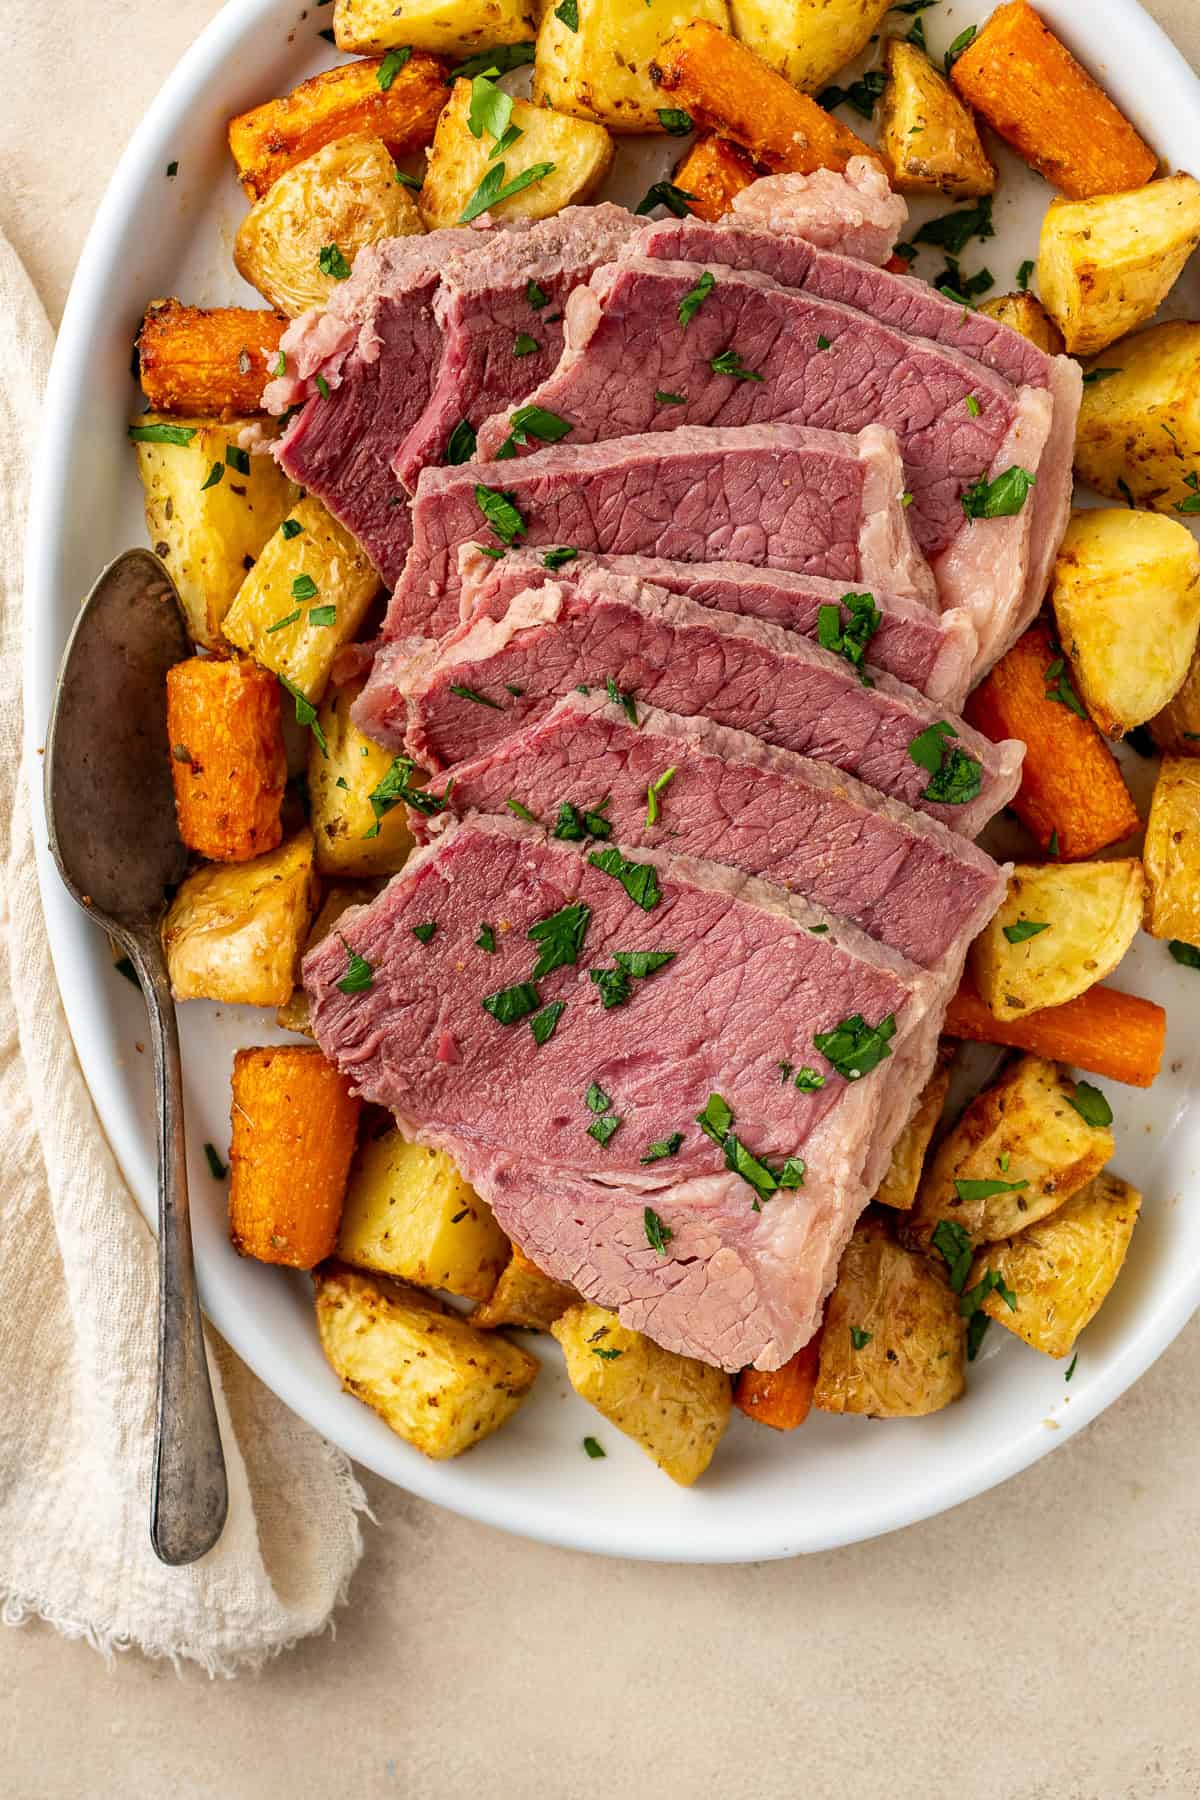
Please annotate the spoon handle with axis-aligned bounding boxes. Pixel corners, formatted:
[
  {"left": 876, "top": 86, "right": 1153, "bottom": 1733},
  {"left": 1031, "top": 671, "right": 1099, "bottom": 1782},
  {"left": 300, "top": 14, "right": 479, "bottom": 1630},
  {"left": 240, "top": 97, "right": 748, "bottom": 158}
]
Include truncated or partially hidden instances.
[{"left": 133, "top": 941, "right": 229, "bottom": 1565}]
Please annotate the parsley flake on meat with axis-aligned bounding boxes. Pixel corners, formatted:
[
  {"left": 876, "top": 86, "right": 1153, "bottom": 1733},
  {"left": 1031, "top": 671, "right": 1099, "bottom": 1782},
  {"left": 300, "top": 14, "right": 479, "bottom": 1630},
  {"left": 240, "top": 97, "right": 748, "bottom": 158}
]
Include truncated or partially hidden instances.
[
  {"left": 482, "top": 982, "right": 541, "bottom": 1024},
  {"left": 640, "top": 1133, "right": 684, "bottom": 1164},
  {"left": 816, "top": 591, "right": 881, "bottom": 685},
  {"left": 644, "top": 1207, "right": 673, "bottom": 1254},
  {"left": 645, "top": 766, "right": 677, "bottom": 827},
  {"left": 585, "top": 1082, "right": 612, "bottom": 1114},
  {"left": 530, "top": 1000, "right": 567, "bottom": 1045},
  {"left": 411, "top": 922, "right": 437, "bottom": 945},
  {"left": 710, "top": 349, "right": 763, "bottom": 382},
  {"left": 962, "top": 465, "right": 1036, "bottom": 519},
  {"left": 588, "top": 847, "right": 662, "bottom": 911},
  {"left": 528, "top": 900, "right": 591, "bottom": 978},
  {"left": 474, "top": 482, "right": 527, "bottom": 545},
  {"left": 336, "top": 938, "right": 374, "bottom": 994},
  {"left": 526, "top": 278, "right": 549, "bottom": 310},
  {"left": 445, "top": 419, "right": 477, "bottom": 464},
  {"left": 907, "top": 721, "right": 982, "bottom": 806},
  {"left": 364, "top": 757, "right": 448, "bottom": 830},
  {"left": 605, "top": 675, "right": 638, "bottom": 724},
  {"left": 450, "top": 683, "right": 503, "bottom": 710},
  {"left": 542, "top": 545, "right": 578, "bottom": 570},
  {"left": 813, "top": 1012, "right": 896, "bottom": 1080},
  {"left": 678, "top": 269, "right": 716, "bottom": 328},
  {"left": 588, "top": 1112, "right": 622, "bottom": 1147},
  {"left": 475, "top": 924, "right": 497, "bottom": 954}
]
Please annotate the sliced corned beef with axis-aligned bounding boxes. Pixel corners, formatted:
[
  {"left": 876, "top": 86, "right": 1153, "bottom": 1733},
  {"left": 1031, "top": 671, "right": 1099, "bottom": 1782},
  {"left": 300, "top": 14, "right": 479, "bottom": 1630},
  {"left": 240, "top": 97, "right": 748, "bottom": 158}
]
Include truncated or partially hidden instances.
[
  {"left": 377, "top": 568, "right": 1022, "bottom": 834},
  {"left": 415, "top": 690, "right": 1008, "bottom": 971},
  {"left": 726, "top": 157, "right": 908, "bottom": 267},
  {"left": 391, "top": 205, "right": 639, "bottom": 492},
  {"left": 304, "top": 812, "right": 943, "bottom": 1369},
  {"left": 377, "top": 421, "right": 935, "bottom": 642},
  {"left": 456, "top": 546, "right": 976, "bottom": 706}
]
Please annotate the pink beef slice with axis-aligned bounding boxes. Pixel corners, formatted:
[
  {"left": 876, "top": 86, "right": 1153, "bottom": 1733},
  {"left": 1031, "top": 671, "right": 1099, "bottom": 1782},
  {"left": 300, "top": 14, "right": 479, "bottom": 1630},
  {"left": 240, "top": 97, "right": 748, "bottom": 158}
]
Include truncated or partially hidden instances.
[
  {"left": 727, "top": 158, "right": 909, "bottom": 266},
  {"left": 391, "top": 204, "right": 639, "bottom": 492},
  {"left": 377, "top": 420, "right": 936, "bottom": 641},
  {"left": 303, "top": 812, "right": 943, "bottom": 1369},
  {"left": 415, "top": 689, "right": 1008, "bottom": 971},
  {"left": 472, "top": 256, "right": 1055, "bottom": 649},
  {"left": 375, "top": 569, "right": 1023, "bottom": 834},
  {"left": 455, "top": 545, "right": 976, "bottom": 706}
]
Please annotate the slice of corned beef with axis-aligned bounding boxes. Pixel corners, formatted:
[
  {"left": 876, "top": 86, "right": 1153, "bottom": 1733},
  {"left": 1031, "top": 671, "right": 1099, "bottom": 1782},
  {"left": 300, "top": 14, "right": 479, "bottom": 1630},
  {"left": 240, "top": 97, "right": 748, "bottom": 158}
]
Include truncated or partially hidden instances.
[
  {"left": 455, "top": 546, "right": 977, "bottom": 707},
  {"left": 415, "top": 690, "right": 1007, "bottom": 970},
  {"left": 724, "top": 158, "right": 908, "bottom": 267},
  {"left": 304, "top": 812, "right": 943, "bottom": 1369},
  {"left": 378, "top": 421, "right": 935, "bottom": 641},
  {"left": 381, "top": 568, "right": 1023, "bottom": 834},
  {"left": 391, "top": 204, "right": 639, "bottom": 492}
]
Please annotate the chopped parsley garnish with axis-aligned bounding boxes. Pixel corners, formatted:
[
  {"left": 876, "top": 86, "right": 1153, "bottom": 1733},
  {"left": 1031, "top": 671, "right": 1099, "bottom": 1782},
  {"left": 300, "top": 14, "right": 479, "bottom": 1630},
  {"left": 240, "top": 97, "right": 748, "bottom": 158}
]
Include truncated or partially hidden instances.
[
  {"left": 1068, "top": 1080, "right": 1113, "bottom": 1129},
  {"left": 553, "top": 797, "right": 612, "bottom": 841},
  {"left": 655, "top": 390, "right": 687, "bottom": 406},
  {"left": 227, "top": 443, "right": 250, "bottom": 474},
  {"left": 505, "top": 796, "right": 537, "bottom": 822},
  {"left": 640, "top": 1133, "right": 684, "bottom": 1164},
  {"left": 450, "top": 683, "right": 503, "bottom": 710},
  {"left": 913, "top": 194, "right": 993, "bottom": 257},
  {"left": 378, "top": 45, "right": 412, "bottom": 89},
  {"left": 944, "top": 23, "right": 977, "bottom": 70},
  {"left": 314, "top": 373, "right": 331, "bottom": 399},
  {"left": 778, "top": 1061, "right": 793, "bottom": 1084},
  {"left": 364, "top": 757, "right": 448, "bottom": 830},
  {"left": 475, "top": 924, "right": 497, "bottom": 954},
  {"left": 1116, "top": 478, "right": 1136, "bottom": 509},
  {"left": 319, "top": 243, "right": 351, "bottom": 281},
  {"left": 446, "top": 419, "right": 477, "bottom": 465},
  {"left": 203, "top": 1143, "right": 227, "bottom": 1180},
  {"left": 590, "top": 949, "right": 676, "bottom": 1009},
  {"left": 818, "top": 69, "right": 887, "bottom": 120},
  {"left": 808, "top": 924, "right": 828, "bottom": 935},
  {"left": 696, "top": 1093, "right": 733, "bottom": 1145},
  {"left": 710, "top": 348, "right": 763, "bottom": 382},
  {"left": 588, "top": 1113, "right": 622, "bottom": 1147},
  {"left": 528, "top": 900, "right": 591, "bottom": 978},
  {"left": 592, "top": 1345, "right": 623, "bottom": 1361},
  {"left": 309, "top": 604, "right": 337, "bottom": 627},
  {"left": 635, "top": 180, "right": 697, "bottom": 218},
  {"left": 266, "top": 609, "right": 301, "bottom": 634},
  {"left": 543, "top": 545, "right": 578, "bottom": 570},
  {"left": 482, "top": 982, "right": 541, "bottom": 1025},
  {"left": 128, "top": 422, "right": 196, "bottom": 445},
  {"left": 1082, "top": 367, "right": 1122, "bottom": 386},
  {"left": 1169, "top": 939, "right": 1200, "bottom": 969},
  {"left": 605, "top": 675, "right": 637, "bottom": 725},
  {"left": 850, "top": 1327, "right": 872, "bottom": 1350},
  {"left": 460, "top": 160, "right": 556, "bottom": 226},
  {"left": 200, "top": 461, "right": 224, "bottom": 491},
  {"left": 694, "top": 1092, "right": 804, "bottom": 1206},
  {"left": 513, "top": 332, "right": 539, "bottom": 357},
  {"left": 966, "top": 394, "right": 981, "bottom": 417},
  {"left": 588, "top": 847, "right": 661, "bottom": 911},
  {"left": 292, "top": 573, "right": 318, "bottom": 601},
  {"left": 393, "top": 169, "right": 421, "bottom": 190},
  {"left": 1003, "top": 918, "right": 1050, "bottom": 944},
  {"left": 585, "top": 1081, "right": 611, "bottom": 1114},
  {"left": 505, "top": 683, "right": 523, "bottom": 696},
  {"left": 645, "top": 766, "right": 677, "bottom": 827},
  {"left": 1017, "top": 258, "right": 1035, "bottom": 291},
  {"left": 497, "top": 403, "right": 572, "bottom": 457},
  {"left": 590, "top": 966, "right": 630, "bottom": 1010},
  {"left": 907, "top": 720, "right": 982, "bottom": 807},
  {"left": 450, "top": 43, "right": 535, "bottom": 82},
  {"left": 411, "top": 921, "right": 437, "bottom": 945},
  {"left": 678, "top": 269, "right": 715, "bottom": 328},
  {"left": 816, "top": 333, "right": 832, "bottom": 351},
  {"left": 530, "top": 1000, "right": 566, "bottom": 1045},
  {"left": 475, "top": 482, "right": 527, "bottom": 545},
  {"left": 962, "top": 464, "right": 1036, "bottom": 519},
  {"left": 933, "top": 257, "right": 994, "bottom": 306},
  {"left": 931, "top": 1218, "right": 973, "bottom": 1292},
  {"left": 1065, "top": 1354, "right": 1078, "bottom": 1382},
  {"left": 554, "top": 0, "right": 579, "bottom": 27},
  {"left": 1044, "top": 656, "right": 1087, "bottom": 719},
  {"left": 280, "top": 517, "right": 303, "bottom": 539},
  {"left": 901, "top": 490, "right": 914, "bottom": 507},
  {"left": 657, "top": 107, "right": 693, "bottom": 135},
  {"left": 467, "top": 71, "right": 513, "bottom": 142},
  {"left": 960, "top": 1267, "right": 1017, "bottom": 1326},
  {"left": 166, "top": 160, "right": 179, "bottom": 178},
  {"left": 526, "top": 278, "right": 549, "bottom": 310},
  {"left": 794, "top": 1066, "right": 825, "bottom": 1092},
  {"left": 954, "top": 1176, "right": 1028, "bottom": 1201},
  {"left": 336, "top": 938, "right": 374, "bottom": 994},
  {"left": 644, "top": 1207, "right": 673, "bottom": 1254},
  {"left": 816, "top": 591, "right": 880, "bottom": 684},
  {"left": 582, "top": 1435, "right": 606, "bottom": 1459},
  {"left": 1174, "top": 470, "right": 1200, "bottom": 514},
  {"left": 278, "top": 674, "right": 327, "bottom": 758},
  {"left": 1048, "top": 829, "right": 1060, "bottom": 857},
  {"left": 813, "top": 1012, "right": 896, "bottom": 1081}
]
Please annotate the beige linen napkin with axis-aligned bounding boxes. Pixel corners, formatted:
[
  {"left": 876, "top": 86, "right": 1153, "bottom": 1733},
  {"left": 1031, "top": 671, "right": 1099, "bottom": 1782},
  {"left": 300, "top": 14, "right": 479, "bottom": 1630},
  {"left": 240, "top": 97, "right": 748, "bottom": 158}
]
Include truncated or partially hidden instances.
[{"left": 0, "top": 229, "right": 368, "bottom": 1672}]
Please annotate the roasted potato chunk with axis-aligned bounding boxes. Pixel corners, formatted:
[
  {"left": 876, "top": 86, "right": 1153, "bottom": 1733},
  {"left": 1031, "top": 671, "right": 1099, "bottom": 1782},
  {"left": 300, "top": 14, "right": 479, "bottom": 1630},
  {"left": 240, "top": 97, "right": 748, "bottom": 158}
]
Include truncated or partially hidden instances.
[
  {"left": 277, "top": 883, "right": 376, "bottom": 1035},
  {"left": 131, "top": 418, "right": 298, "bottom": 647},
  {"left": 1038, "top": 176, "right": 1200, "bottom": 358},
  {"left": 163, "top": 828, "right": 318, "bottom": 1006},
  {"left": 230, "top": 1047, "right": 361, "bottom": 1267},
  {"left": 968, "top": 1172, "right": 1141, "bottom": 1358},
  {"left": 552, "top": 1303, "right": 730, "bottom": 1486},
  {"left": 308, "top": 677, "right": 416, "bottom": 878},
  {"left": 875, "top": 1043, "right": 953, "bottom": 1211},
  {"left": 813, "top": 1214, "right": 964, "bottom": 1418},
  {"left": 1051, "top": 509, "right": 1200, "bottom": 737},
  {"left": 472, "top": 1245, "right": 581, "bottom": 1331},
  {"left": 673, "top": 133, "right": 758, "bottom": 223},
  {"left": 903, "top": 1055, "right": 1114, "bottom": 1253},
  {"left": 228, "top": 52, "right": 449, "bottom": 200},
  {"left": 137, "top": 301, "right": 287, "bottom": 416},
  {"left": 878, "top": 38, "right": 995, "bottom": 198},
  {"left": 418, "top": 80, "right": 613, "bottom": 229},
  {"left": 729, "top": 0, "right": 890, "bottom": 94},
  {"left": 221, "top": 496, "right": 380, "bottom": 705},
  {"left": 235, "top": 134, "right": 423, "bottom": 319},
  {"left": 534, "top": 0, "right": 730, "bottom": 133},
  {"left": 1150, "top": 647, "right": 1200, "bottom": 756},
  {"left": 1143, "top": 754, "right": 1200, "bottom": 943},
  {"left": 977, "top": 291, "right": 1064, "bottom": 356},
  {"left": 1074, "top": 323, "right": 1200, "bottom": 515},
  {"left": 970, "top": 860, "right": 1145, "bottom": 1023},
  {"left": 334, "top": 0, "right": 535, "bottom": 59},
  {"left": 315, "top": 1263, "right": 538, "bottom": 1457},
  {"left": 165, "top": 656, "right": 287, "bottom": 863},
  {"left": 337, "top": 1126, "right": 509, "bottom": 1302}
]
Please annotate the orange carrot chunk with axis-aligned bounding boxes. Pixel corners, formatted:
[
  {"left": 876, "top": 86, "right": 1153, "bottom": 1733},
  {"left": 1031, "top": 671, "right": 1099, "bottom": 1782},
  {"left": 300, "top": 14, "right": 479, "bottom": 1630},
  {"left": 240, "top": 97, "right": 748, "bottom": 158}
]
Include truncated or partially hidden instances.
[
  {"left": 674, "top": 132, "right": 759, "bottom": 222},
  {"left": 944, "top": 974, "right": 1166, "bottom": 1089},
  {"left": 166, "top": 657, "right": 287, "bottom": 864},
  {"left": 137, "top": 300, "right": 287, "bottom": 416},
  {"left": 229, "top": 1046, "right": 361, "bottom": 1267},
  {"left": 734, "top": 1334, "right": 822, "bottom": 1430}
]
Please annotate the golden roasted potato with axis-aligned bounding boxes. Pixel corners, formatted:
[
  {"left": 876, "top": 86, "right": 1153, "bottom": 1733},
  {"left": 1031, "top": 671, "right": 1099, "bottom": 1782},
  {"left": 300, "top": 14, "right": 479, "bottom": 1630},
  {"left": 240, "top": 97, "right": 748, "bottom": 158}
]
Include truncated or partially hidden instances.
[
  {"left": 1143, "top": 754, "right": 1200, "bottom": 943},
  {"left": 309, "top": 677, "right": 416, "bottom": 879},
  {"left": 878, "top": 38, "right": 995, "bottom": 198},
  {"left": 903, "top": 1055, "right": 1114, "bottom": 1253},
  {"left": 471, "top": 1244, "right": 580, "bottom": 1331},
  {"left": 315, "top": 1263, "right": 538, "bottom": 1457},
  {"left": 970, "top": 860, "right": 1146, "bottom": 1022},
  {"left": 1074, "top": 322, "right": 1200, "bottom": 515},
  {"left": 552, "top": 1303, "right": 730, "bottom": 1485},
  {"left": 969, "top": 1172, "right": 1141, "bottom": 1358},
  {"left": 334, "top": 0, "right": 536, "bottom": 58},
  {"left": 1150, "top": 646, "right": 1200, "bottom": 755},
  {"left": 1038, "top": 176, "right": 1200, "bottom": 358},
  {"left": 276, "top": 883, "right": 375, "bottom": 1035},
  {"left": 977, "top": 291, "right": 1064, "bottom": 355},
  {"left": 875, "top": 1043, "right": 953, "bottom": 1211},
  {"left": 1050, "top": 508, "right": 1200, "bottom": 737},
  {"left": 131, "top": 417, "right": 298, "bottom": 647},
  {"left": 813, "top": 1213, "right": 964, "bottom": 1417},
  {"left": 234, "top": 134, "right": 423, "bottom": 319},
  {"left": 419, "top": 79, "right": 613, "bottom": 228},
  {"left": 337, "top": 1126, "right": 509, "bottom": 1302},
  {"left": 728, "top": 0, "right": 888, "bottom": 94},
  {"left": 230, "top": 1047, "right": 361, "bottom": 1267},
  {"left": 221, "top": 495, "right": 380, "bottom": 704},
  {"left": 534, "top": 0, "right": 729, "bottom": 133},
  {"left": 163, "top": 828, "right": 318, "bottom": 1006}
]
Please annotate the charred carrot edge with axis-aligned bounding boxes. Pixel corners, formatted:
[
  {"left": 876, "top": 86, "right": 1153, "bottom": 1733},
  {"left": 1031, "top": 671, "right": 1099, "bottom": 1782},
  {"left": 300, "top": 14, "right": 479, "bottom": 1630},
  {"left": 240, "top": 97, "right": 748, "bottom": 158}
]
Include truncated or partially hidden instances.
[
  {"left": 137, "top": 300, "right": 287, "bottom": 417},
  {"left": 944, "top": 975, "right": 1166, "bottom": 1089},
  {"left": 964, "top": 620, "right": 1140, "bottom": 860},
  {"left": 165, "top": 657, "right": 287, "bottom": 864},
  {"left": 734, "top": 1335, "right": 822, "bottom": 1430},
  {"left": 650, "top": 21, "right": 878, "bottom": 177},
  {"left": 674, "top": 132, "right": 759, "bottom": 223},
  {"left": 229, "top": 1046, "right": 362, "bottom": 1268},
  {"left": 950, "top": 0, "right": 1156, "bottom": 200},
  {"left": 227, "top": 53, "right": 449, "bottom": 201}
]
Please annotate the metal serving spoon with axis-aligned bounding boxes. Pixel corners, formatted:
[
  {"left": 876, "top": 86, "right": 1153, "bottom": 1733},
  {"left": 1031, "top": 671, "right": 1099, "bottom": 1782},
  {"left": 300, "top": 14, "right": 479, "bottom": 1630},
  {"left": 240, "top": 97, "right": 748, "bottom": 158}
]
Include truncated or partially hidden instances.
[{"left": 43, "top": 548, "right": 228, "bottom": 1565}]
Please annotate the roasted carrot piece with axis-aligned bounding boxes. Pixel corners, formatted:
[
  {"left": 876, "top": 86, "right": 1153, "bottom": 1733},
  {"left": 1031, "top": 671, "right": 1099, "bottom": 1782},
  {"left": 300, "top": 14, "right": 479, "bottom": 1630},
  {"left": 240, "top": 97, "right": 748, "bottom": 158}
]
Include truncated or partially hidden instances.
[
  {"left": 950, "top": 0, "right": 1156, "bottom": 200},
  {"left": 165, "top": 657, "right": 287, "bottom": 863},
  {"left": 674, "top": 133, "right": 759, "bottom": 222},
  {"left": 734, "top": 1334, "right": 821, "bottom": 1430},
  {"left": 229, "top": 1047, "right": 362, "bottom": 1268},
  {"left": 944, "top": 974, "right": 1166, "bottom": 1089},
  {"left": 137, "top": 300, "right": 287, "bottom": 416},
  {"left": 227, "top": 52, "right": 449, "bottom": 201},
  {"left": 964, "top": 621, "right": 1139, "bottom": 860},
  {"left": 650, "top": 22, "right": 878, "bottom": 177}
]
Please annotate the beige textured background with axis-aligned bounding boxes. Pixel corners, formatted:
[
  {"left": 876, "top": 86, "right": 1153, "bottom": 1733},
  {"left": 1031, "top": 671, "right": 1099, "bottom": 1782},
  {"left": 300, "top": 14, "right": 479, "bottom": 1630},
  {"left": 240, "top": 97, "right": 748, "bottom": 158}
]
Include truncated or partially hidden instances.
[{"left": 2, "top": 4, "right": 1198, "bottom": 1796}]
